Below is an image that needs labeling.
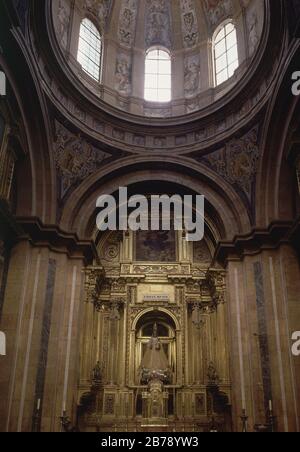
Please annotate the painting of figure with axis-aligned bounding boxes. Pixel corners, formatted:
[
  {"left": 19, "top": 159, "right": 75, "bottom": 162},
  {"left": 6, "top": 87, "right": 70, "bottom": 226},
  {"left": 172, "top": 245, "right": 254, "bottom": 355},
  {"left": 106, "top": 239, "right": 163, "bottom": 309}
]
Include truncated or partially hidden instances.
[{"left": 136, "top": 230, "right": 176, "bottom": 262}]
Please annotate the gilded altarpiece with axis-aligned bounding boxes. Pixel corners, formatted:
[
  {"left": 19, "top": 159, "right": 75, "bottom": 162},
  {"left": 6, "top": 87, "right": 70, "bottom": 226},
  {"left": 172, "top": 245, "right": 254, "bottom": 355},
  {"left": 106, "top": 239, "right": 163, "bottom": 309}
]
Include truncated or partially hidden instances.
[{"left": 78, "top": 231, "right": 231, "bottom": 432}]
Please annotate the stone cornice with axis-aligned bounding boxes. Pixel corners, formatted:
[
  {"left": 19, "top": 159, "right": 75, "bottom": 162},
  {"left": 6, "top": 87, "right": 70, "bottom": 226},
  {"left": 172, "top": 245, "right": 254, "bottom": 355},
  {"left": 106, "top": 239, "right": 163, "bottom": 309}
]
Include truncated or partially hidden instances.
[
  {"left": 214, "top": 219, "right": 300, "bottom": 266},
  {"left": 15, "top": 217, "right": 98, "bottom": 264}
]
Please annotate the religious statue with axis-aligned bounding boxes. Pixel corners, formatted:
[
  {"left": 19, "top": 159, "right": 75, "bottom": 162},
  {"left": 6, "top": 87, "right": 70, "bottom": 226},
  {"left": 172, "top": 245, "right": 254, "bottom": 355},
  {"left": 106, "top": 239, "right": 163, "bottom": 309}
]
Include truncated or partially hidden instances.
[
  {"left": 92, "top": 361, "right": 103, "bottom": 384},
  {"left": 207, "top": 361, "right": 219, "bottom": 385},
  {"left": 140, "top": 323, "right": 171, "bottom": 385}
]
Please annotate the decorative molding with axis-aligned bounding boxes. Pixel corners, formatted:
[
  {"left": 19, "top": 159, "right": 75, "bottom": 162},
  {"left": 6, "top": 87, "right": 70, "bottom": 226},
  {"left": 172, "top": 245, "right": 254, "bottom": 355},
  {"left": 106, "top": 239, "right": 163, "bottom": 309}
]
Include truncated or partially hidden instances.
[
  {"left": 214, "top": 220, "right": 295, "bottom": 266},
  {"left": 15, "top": 216, "right": 98, "bottom": 264}
]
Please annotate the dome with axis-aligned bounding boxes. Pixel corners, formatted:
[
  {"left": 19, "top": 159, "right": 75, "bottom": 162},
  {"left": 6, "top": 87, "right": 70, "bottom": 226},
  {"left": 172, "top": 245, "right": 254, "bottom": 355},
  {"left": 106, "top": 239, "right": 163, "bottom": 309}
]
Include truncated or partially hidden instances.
[{"left": 52, "top": 0, "right": 265, "bottom": 118}]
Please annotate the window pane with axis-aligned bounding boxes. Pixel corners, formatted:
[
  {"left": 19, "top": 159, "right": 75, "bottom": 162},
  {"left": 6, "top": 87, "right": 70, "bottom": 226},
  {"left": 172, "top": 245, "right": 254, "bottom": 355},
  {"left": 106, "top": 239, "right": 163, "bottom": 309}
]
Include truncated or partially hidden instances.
[
  {"left": 158, "top": 60, "right": 171, "bottom": 75},
  {"left": 77, "top": 18, "right": 101, "bottom": 81},
  {"left": 158, "top": 74, "right": 171, "bottom": 89},
  {"left": 145, "top": 88, "right": 158, "bottom": 102},
  {"left": 215, "top": 28, "right": 225, "bottom": 44},
  {"left": 158, "top": 50, "right": 170, "bottom": 60},
  {"left": 226, "top": 23, "right": 235, "bottom": 34},
  {"left": 227, "top": 46, "right": 238, "bottom": 64},
  {"left": 145, "top": 74, "right": 158, "bottom": 89},
  {"left": 145, "top": 47, "right": 172, "bottom": 102},
  {"left": 214, "top": 23, "right": 239, "bottom": 86},
  {"left": 216, "top": 69, "right": 228, "bottom": 86},
  {"left": 145, "top": 60, "right": 158, "bottom": 74},
  {"left": 216, "top": 53, "right": 227, "bottom": 74},
  {"left": 226, "top": 31, "right": 237, "bottom": 49},
  {"left": 215, "top": 40, "right": 226, "bottom": 58},
  {"left": 158, "top": 89, "right": 171, "bottom": 102},
  {"left": 228, "top": 61, "right": 238, "bottom": 78}
]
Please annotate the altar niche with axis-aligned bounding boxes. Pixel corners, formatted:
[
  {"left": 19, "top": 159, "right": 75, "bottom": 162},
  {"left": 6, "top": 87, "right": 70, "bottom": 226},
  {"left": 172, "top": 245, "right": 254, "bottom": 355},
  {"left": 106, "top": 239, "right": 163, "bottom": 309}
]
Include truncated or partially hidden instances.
[{"left": 136, "top": 316, "right": 176, "bottom": 386}]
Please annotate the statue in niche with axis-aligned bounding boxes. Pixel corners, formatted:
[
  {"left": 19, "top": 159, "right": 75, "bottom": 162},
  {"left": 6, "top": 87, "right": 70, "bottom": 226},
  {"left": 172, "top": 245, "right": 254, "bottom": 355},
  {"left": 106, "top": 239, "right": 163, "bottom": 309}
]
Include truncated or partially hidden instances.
[
  {"left": 140, "top": 323, "right": 171, "bottom": 385},
  {"left": 92, "top": 361, "right": 104, "bottom": 384},
  {"left": 207, "top": 361, "right": 219, "bottom": 385}
]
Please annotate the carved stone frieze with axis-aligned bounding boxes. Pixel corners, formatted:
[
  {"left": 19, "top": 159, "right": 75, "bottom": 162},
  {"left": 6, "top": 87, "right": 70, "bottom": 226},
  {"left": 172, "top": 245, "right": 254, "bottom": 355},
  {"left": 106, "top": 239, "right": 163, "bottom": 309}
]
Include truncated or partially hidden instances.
[
  {"left": 206, "top": 270, "right": 226, "bottom": 306},
  {"left": 85, "top": 267, "right": 105, "bottom": 308},
  {"left": 185, "top": 269, "right": 226, "bottom": 314}
]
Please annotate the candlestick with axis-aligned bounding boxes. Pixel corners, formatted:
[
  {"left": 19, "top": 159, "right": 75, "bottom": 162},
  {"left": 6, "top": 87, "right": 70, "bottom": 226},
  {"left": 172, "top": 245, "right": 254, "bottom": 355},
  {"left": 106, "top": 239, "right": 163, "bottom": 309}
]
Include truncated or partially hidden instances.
[
  {"left": 37, "top": 399, "right": 41, "bottom": 411},
  {"left": 269, "top": 400, "right": 273, "bottom": 412},
  {"left": 241, "top": 409, "right": 248, "bottom": 433}
]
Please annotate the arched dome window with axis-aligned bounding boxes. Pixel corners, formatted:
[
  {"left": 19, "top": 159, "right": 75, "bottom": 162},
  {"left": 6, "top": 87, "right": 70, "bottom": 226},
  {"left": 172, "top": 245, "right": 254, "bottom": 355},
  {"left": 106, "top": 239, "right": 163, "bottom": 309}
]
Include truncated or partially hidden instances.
[
  {"left": 77, "top": 18, "right": 102, "bottom": 81},
  {"left": 144, "top": 48, "right": 171, "bottom": 102},
  {"left": 213, "top": 22, "right": 239, "bottom": 86}
]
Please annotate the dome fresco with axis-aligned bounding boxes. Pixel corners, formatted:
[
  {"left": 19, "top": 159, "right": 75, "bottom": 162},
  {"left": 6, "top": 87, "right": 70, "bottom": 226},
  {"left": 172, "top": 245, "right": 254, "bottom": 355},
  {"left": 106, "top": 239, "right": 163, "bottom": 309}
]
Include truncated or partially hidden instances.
[{"left": 52, "top": 0, "right": 265, "bottom": 117}]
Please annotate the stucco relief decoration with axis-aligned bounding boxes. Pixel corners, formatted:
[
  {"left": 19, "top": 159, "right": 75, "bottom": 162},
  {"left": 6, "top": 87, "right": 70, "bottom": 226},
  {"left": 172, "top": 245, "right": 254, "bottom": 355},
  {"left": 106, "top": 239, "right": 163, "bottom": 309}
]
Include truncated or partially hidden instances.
[
  {"left": 83, "top": 0, "right": 112, "bottom": 30},
  {"left": 203, "top": 0, "right": 233, "bottom": 28},
  {"left": 247, "top": 10, "right": 259, "bottom": 56},
  {"left": 145, "top": 0, "right": 172, "bottom": 49},
  {"left": 180, "top": 0, "right": 199, "bottom": 48},
  {"left": 115, "top": 53, "right": 132, "bottom": 95},
  {"left": 184, "top": 54, "right": 201, "bottom": 98},
  {"left": 118, "top": 0, "right": 138, "bottom": 47},
  {"left": 53, "top": 121, "right": 110, "bottom": 197},
  {"left": 193, "top": 240, "right": 212, "bottom": 263},
  {"left": 203, "top": 125, "right": 260, "bottom": 202},
  {"left": 57, "top": 0, "right": 70, "bottom": 49}
]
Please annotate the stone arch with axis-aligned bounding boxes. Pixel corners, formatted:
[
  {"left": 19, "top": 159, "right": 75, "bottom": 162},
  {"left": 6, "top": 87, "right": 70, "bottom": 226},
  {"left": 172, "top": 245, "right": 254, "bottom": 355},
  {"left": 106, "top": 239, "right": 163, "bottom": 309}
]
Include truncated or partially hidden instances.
[
  {"left": 256, "top": 43, "right": 300, "bottom": 226},
  {"left": 60, "top": 156, "right": 251, "bottom": 242},
  {"left": 0, "top": 43, "right": 55, "bottom": 223},
  {"left": 131, "top": 307, "right": 180, "bottom": 333}
]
